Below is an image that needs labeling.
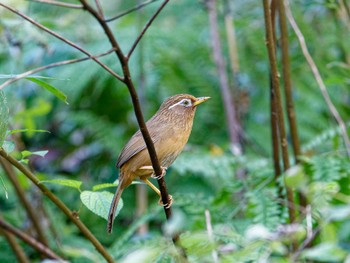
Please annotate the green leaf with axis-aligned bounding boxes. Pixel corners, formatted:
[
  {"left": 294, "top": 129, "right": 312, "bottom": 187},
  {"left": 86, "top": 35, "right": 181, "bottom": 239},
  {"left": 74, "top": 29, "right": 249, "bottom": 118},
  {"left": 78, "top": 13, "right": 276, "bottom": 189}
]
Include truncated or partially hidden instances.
[
  {"left": 41, "top": 179, "right": 82, "bottom": 191},
  {"left": 26, "top": 77, "right": 68, "bottom": 104},
  {"left": 0, "top": 91, "right": 9, "bottom": 146},
  {"left": 80, "top": 190, "right": 123, "bottom": 221},
  {"left": 92, "top": 183, "right": 118, "bottom": 191},
  {"left": 22, "top": 150, "right": 49, "bottom": 158}
]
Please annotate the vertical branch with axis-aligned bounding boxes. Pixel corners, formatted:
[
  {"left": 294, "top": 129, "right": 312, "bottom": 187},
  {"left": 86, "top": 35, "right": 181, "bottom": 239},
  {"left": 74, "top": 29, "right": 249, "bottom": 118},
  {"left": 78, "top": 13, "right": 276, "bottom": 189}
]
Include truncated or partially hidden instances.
[
  {"left": 277, "top": 0, "right": 307, "bottom": 208},
  {"left": 0, "top": 157, "right": 49, "bottom": 248},
  {"left": 206, "top": 0, "right": 242, "bottom": 156},
  {"left": 262, "top": 0, "right": 296, "bottom": 224}
]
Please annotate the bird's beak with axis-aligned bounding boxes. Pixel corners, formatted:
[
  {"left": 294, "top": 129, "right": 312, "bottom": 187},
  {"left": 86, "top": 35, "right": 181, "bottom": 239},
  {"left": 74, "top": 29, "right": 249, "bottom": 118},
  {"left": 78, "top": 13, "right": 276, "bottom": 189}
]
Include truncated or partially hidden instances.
[{"left": 193, "top": 97, "right": 210, "bottom": 106}]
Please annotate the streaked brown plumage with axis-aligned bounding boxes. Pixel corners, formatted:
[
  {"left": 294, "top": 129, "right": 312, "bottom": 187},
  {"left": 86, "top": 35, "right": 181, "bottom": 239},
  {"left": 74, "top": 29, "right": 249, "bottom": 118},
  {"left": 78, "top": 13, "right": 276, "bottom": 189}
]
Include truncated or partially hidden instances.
[{"left": 107, "top": 94, "right": 210, "bottom": 233}]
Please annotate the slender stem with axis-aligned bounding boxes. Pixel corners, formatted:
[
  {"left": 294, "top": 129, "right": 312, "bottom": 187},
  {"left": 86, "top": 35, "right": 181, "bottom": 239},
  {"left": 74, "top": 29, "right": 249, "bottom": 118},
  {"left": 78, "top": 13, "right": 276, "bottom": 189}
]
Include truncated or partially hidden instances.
[
  {"left": 285, "top": 0, "right": 350, "bottom": 158},
  {"left": 105, "top": 0, "right": 159, "bottom": 23},
  {"left": 94, "top": 0, "right": 104, "bottom": 18},
  {"left": 262, "top": 0, "right": 296, "bottom": 223},
  {"left": 0, "top": 49, "right": 115, "bottom": 90},
  {"left": 127, "top": 0, "right": 169, "bottom": 60},
  {"left": 0, "top": 148, "right": 114, "bottom": 263},
  {"left": 0, "top": 3, "right": 123, "bottom": 82},
  {"left": 205, "top": 210, "right": 219, "bottom": 263},
  {"left": 0, "top": 217, "right": 63, "bottom": 260},
  {"left": 277, "top": 0, "right": 307, "bottom": 209},
  {"left": 0, "top": 157, "right": 49, "bottom": 248},
  {"left": 28, "top": 0, "right": 83, "bottom": 9}
]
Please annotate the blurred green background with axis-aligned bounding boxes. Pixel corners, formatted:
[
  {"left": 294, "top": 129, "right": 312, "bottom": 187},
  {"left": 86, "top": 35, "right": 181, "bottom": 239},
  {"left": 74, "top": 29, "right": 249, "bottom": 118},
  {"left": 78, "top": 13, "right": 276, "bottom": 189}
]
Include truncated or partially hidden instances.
[{"left": 0, "top": 0, "right": 350, "bottom": 262}]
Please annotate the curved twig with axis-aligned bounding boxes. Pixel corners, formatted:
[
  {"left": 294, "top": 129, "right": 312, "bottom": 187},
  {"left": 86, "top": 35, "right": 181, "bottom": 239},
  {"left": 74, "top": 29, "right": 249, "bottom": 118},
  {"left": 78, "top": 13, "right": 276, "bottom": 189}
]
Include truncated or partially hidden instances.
[{"left": 28, "top": 0, "right": 83, "bottom": 9}]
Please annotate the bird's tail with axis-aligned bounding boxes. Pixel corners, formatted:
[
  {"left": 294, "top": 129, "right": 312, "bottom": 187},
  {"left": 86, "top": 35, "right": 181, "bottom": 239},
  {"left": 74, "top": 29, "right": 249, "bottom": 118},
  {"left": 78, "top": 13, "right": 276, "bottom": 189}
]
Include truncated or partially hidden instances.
[{"left": 107, "top": 181, "right": 124, "bottom": 234}]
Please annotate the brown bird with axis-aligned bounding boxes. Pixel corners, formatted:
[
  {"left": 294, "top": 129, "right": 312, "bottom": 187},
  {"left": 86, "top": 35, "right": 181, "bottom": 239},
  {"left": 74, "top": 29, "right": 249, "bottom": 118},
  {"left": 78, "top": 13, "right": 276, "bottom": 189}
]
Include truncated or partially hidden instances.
[{"left": 107, "top": 94, "right": 210, "bottom": 233}]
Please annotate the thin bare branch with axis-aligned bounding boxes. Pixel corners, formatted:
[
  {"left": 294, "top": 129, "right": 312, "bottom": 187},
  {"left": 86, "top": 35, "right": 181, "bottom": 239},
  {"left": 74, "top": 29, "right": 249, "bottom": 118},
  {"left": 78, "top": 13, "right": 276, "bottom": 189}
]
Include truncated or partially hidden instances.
[
  {"left": 0, "top": 3, "right": 123, "bottom": 81},
  {"left": 285, "top": 0, "right": 350, "bottom": 158},
  {"left": 105, "top": 0, "right": 159, "bottom": 23},
  {"left": 0, "top": 49, "right": 115, "bottom": 90},
  {"left": 127, "top": 0, "right": 169, "bottom": 60},
  {"left": 94, "top": 0, "right": 104, "bottom": 18},
  {"left": 28, "top": 0, "right": 83, "bottom": 9},
  {"left": 0, "top": 147, "right": 114, "bottom": 263},
  {"left": 0, "top": 217, "right": 63, "bottom": 260}
]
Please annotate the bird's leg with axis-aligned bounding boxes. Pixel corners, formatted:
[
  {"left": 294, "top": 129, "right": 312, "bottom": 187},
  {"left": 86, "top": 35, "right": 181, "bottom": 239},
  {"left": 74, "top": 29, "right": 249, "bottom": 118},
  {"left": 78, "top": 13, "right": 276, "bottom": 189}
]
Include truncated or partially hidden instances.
[
  {"left": 138, "top": 165, "right": 167, "bottom": 180},
  {"left": 141, "top": 178, "right": 173, "bottom": 208}
]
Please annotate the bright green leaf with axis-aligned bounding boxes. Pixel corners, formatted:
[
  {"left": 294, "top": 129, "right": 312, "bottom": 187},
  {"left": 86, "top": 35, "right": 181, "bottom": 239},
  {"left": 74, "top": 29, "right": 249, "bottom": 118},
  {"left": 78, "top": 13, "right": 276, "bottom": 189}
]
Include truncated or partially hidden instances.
[
  {"left": 26, "top": 77, "right": 68, "bottom": 104},
  {"left": 41, "top": 179, "right": 82, "bottom": 191},
  {"left": 22, "top": 150, "right": 49, "bottom": 158},
  {"left": 92, "top": 183, "right": 118, "bottom": 191},
  {"left": 302, "top": 243, "right": 347, "bottom": 262},
  {"left": 80, "top": 190, "right": 123, "bottom": 221}
]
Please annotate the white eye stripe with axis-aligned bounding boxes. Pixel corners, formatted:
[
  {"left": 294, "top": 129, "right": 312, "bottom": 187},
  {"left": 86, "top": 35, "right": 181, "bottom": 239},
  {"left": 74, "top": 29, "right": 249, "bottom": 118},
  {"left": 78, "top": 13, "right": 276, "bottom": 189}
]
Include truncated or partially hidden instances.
[{"left": 168, "top": 99, "right": 192, "bottom": 109}]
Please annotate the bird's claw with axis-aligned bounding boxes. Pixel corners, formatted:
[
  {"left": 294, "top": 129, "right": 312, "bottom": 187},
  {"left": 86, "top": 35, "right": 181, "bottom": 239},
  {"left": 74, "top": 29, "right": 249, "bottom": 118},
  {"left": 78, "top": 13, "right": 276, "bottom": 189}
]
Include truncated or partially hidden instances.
[
  {"left": 158, "top": 194, "right": 173, "bottom": 209},
  {"left": 152, "top": 167, "right": 167, "bottom": 180}
]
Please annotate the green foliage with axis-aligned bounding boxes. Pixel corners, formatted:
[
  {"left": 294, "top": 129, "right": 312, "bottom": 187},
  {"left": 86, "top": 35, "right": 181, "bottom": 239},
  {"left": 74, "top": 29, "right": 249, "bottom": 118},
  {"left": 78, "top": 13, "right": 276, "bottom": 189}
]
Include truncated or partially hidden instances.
[{"left": 0, "top": 0, "right": 350, "bottom": 262}]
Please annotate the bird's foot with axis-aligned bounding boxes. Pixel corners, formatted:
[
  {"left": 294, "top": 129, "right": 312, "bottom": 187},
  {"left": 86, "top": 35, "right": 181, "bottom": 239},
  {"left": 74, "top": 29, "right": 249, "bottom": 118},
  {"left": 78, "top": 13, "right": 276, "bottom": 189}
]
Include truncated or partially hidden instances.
[
  {"left": 158, "top": 194, "right": 173, "bottom": 209},
  {"left": 151, "top": 167, "right": 167, "bottom": 180}
]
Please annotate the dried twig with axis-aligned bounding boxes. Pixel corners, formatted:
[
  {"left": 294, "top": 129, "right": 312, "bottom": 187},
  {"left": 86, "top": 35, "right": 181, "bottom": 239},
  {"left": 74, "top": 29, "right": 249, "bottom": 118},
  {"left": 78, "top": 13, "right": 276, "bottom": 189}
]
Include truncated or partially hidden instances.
[
  {"left": 284, "top": 0, "right": 350, "bottom": 158},
  {"left": 0, "top": 49, "right": 115, "bottom": 90}
]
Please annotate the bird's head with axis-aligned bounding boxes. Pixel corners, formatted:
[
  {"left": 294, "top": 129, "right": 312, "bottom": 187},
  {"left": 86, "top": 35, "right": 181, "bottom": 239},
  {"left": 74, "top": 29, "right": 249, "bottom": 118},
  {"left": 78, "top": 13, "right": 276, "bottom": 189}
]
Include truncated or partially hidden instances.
[{"left": 159, "top": 94, "right": 210, "bottom": 116}]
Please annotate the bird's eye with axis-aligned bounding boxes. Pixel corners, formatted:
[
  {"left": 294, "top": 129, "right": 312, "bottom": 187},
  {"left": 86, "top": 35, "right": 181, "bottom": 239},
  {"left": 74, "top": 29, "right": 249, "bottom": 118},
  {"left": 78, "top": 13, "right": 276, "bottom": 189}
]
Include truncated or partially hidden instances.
[{"left": 181, "top": 99, "right": 191, "bottom": 107}]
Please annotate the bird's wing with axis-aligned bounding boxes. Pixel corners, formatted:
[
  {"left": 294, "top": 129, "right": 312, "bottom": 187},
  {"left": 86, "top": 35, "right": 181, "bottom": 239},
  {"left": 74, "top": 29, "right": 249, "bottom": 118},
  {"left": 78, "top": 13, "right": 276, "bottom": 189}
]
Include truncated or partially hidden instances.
[{"left": 116, "top": 121, "right": 162, "bottom": 168}]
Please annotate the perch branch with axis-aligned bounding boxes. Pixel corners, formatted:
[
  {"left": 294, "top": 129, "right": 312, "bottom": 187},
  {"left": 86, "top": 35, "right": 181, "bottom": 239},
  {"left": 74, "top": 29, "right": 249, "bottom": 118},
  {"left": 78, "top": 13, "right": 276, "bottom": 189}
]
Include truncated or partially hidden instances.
[
  {"left": 80, "top": 0, "right": 184, "bottom": 251},
  {"left": 0, "top": 217, "right": 62, "bottom": 260},
  {"left": 105, "top": 0, "right": 159, "bottom": 23},
  {"left": 28, "top": 0, "right": 83, "bottom": 9},
  {"left": 285, "top": 0, "right": 350, "bottom": 158},
  {"left": 0, "top": 48, "right": 115, "bottom": 90},
  {"left": 0, "top": 148, "right": 114, "bottom": 263},
  {"left": 0, "top": 3, "right": 123, "bottom": 81},
  {"left": 262, "top": 0, "right": 296, "bottom": 223}
]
